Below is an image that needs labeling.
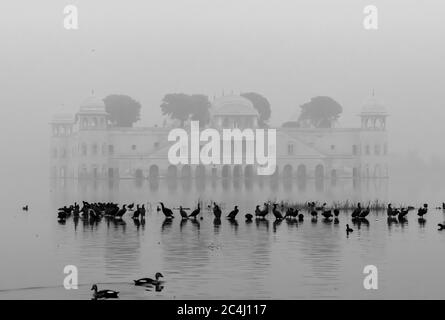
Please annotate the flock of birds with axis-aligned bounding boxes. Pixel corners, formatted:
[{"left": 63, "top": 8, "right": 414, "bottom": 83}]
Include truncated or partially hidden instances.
[
  {"left": 17, "top": 200, "right": 445, "bottom": 299},
  {"left": 53, "top": 200, "right": 445, "bottom": 235}
]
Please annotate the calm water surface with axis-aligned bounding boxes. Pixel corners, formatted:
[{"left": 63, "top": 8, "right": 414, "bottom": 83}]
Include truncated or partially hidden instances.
[{"left": 0, "top": 177, "right": 444, "bottom": 299}]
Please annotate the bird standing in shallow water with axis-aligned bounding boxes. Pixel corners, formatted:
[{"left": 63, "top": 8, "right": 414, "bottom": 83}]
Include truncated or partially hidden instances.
[
  {"left": 159, "top": 202, "right": 174, "bottom": 219},
  {"left": 179, "top": 206, "right": 188, "bottom": 219},
  {"left": 189, "top": 203, "right": 201, "bottom": 219},
  {"left": 22, "top": 205, "right": 28, "bottom": 211},
  {"left": 227, "top": 206, "right": 239, "bottom": 220},
  {"left": 346, "top": 224, "right": 353, "bottom": 234}
]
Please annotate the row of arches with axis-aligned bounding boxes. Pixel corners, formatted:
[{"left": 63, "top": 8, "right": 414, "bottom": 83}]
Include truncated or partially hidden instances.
[{"left": 140, "top": 164, "right": 325, "bottom": 180}]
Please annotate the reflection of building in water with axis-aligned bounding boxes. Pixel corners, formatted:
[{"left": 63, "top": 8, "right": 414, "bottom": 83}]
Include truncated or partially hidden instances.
[{"left": 50, "top": 93, "right": 388, "bottom": 180}]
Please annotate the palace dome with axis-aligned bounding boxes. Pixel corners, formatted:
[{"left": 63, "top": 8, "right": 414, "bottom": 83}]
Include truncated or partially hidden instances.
[
  {"left": 361, "top": 94, "right": 387, "bottom": 115},
  {"left": 78, "top": 94, "right": 107, "bottom": 114},
  {"left": 51, "top": 105, "right": 75, "bottom": 123},
  {"left": 211, "top": 95, "right": 259, "bottom": 117}
]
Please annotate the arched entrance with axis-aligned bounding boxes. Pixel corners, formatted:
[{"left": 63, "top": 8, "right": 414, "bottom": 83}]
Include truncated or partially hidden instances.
[
  {"left": 149, "top": 165, "right": 159, "bottom": 179},
  {"left": 167, "top": 165, "right": 177, "bottom": 179},
  {"left": 181, "top": 165, "right": 191, "bottom": 179},
  {"left": 296, "top": 164, "right": 307, "bottom": 181},
  {"left": 315, "top": 164, "right": 324, "bottom": 181},
  {"left": 222, "top": 165, "right": 231, "bottom": 178},
  {"left": 244, "top": 165, "right": 254, "bottom": 178},
  {"left": 135, "top": 168, "right": 144, "bottom": 179},
  {"left": 283, "top": 164, "right": 293, "bottom": 178},
  {"left": 233, "top": 165, "right": 242, "bottom": 178},
  {"left": 195, "top": 165, "right": 206, "bottom": 179}
]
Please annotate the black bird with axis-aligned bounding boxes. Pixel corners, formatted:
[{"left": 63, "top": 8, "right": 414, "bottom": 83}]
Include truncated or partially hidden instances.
[
  {"left": 227, "top": 206, "right": 239, "bottom": 220},
  {"left": 346, "top": 224, "right": 353, "bottom": 234},
  {"left": 22, "top": 205, "right": 28, "bottom": 211},
  {"left": 255, "top": 203, "right": 269, "bottom": 218},
  {"left": 438, "top": 223, "right": 445, "bottom": 231},
  {"left": 359, "top": 206, "right": 370, "bottom": 218},
  {"left": 91, "top": 284, "right": 119, "bottom": 299},
  {"left": 140, "top": 204, "right": 146, "bottom": 219},
  {"left": 127, "top": 203, "right": 135, "bottom": 211},
  {"left": 272, "top": 204, "right": 283, "bottom": 220},
  {"left": 245, "top": 213, "right": 253, "bottom": 221},
  {"left": 316, "top": 203, "right": 327, "bottom": 211},
  {"left": 213, "top": 203, "right": 222, "bottom": 219},
  {"left": 351, "top": 203, "right": 362, "bottom": 218},
  {"left": 134, "top": 272, "right": 164, "bottom": 286},
  {"left": 179, "top": 206, "right": 189, "bottom": 219},
  {"left": 115, "top": 205, "right": 127, "bottom": 219},
  {"left": 310, "top": 210, "right": 318, "bottom": 218},
  {"left": 159, "top": 202, "right": 174, "bottom": 219},
  {"left": 189, "top": 203, "right": 201, "bottom": 219},
  {"left": 387, "top": 204, "right": 393, "bottom": 216},
  {"left": 333, "top": 208, "right": 340, "bottom": 217},
  {"left": 417, "top": 204, "right": 428, "bottom": 218},
  {"left": 132, "top": 205, "right": 141, "bottom": 219},
  {"left": 322, "top": 209, "right": 333, "bottom": 219},
  {"left": 298, "top": 213, "right": 304, "bottom": 222}
]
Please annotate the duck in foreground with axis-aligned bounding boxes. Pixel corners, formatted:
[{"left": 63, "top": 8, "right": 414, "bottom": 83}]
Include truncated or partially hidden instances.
[
  {"left": 134, "top": 272, "right": 164, "bottom": 286},
  {"left": 91, "top": 284, "right": 119, "bottom": 299}
]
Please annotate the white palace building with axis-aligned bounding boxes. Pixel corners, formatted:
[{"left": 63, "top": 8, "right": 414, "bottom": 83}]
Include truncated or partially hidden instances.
[{"left": 50, "top": 94, "right": 389, "bottom": 181}]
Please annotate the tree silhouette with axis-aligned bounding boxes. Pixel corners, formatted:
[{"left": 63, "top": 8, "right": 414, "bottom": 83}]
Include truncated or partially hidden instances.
[
  {"left": 241, "top": 92, "right": 271, "bottom": 127},
  {"left": 160, "top": 93, "right": 210, "bottom": 127},
  {"left": 297, "top": 96, "right": 342, "bottom": 128},
  {"left": 103, "top": 94, "right": 141, "bottom": 127}
]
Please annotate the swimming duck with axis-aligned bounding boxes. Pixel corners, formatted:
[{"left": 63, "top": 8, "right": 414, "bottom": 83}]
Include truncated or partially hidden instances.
[
  {"left": 91, "top": 284, "right": 119, "bottom": 299},
  {"left": 333, "top": 208, "right": 340, "bottom": 217},
  {"left": 127, "top": 203, "right": 135, "bottom": 211},
  {"left": 438, "top": 223, "right": 445, "bottom": 231},
  {"left": 322, "top": 209, "right": 333, "bottom": 219},
  {"left": 22, "top": 205, "right": 28, "bottom": 211},
  {"left": 245, "top": 213, "right": 253, "bottom": 221},
  {"left": 134, "top": 273, "right": 164, "bottom": 286}
]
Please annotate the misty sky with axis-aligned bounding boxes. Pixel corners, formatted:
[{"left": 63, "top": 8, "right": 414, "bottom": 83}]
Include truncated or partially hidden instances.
[{"left": 0, "top": 0, "right": 444, "bottom": 179}]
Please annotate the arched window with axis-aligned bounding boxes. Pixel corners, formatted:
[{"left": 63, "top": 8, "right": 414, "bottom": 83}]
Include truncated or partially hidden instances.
[
  {"left": 92, "top": 144, "right": 98, "bottom": 155},
  {"left": 81, "top": 143, "right": 87, "bottom": 156},
  {"left": 287, "top": 143, "right": 294, "bottom": 156},
  {"left": 374, "top": 144, "right": 381, "bottom": 155},
  {"left": 352, "top": 145, "right": 358, "bottom": 155}
]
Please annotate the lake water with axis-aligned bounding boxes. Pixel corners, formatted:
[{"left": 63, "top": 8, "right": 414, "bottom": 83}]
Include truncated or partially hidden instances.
[{"left": 0, "top": 176, "right": 445, "bottom": 299}]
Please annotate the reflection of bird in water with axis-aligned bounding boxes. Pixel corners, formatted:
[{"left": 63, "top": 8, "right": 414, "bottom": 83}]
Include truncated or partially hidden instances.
[
  {"left": 189, "top": 203, "right": 201, "bottom": 219},
  {"left": 161, "top": 218, "right": 173, "bottom": 231},
  {"left": 159, "top": 202, "right": 174, "bottom": 219},
  {"left": 227, "top": 206, "right": 239, "bottom": 220},
  {"left": 134, "top": 272, "right": 164, "bottom": 286},
  {"left": 91, "top": 284, "right": 119, "bottom": 299},
  {"left": 146, "top": 284, "right": 164, "bottom": 292}
]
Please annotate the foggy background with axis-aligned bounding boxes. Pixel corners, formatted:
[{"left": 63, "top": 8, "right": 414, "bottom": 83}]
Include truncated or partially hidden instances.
[{"left": 0, "top": 0, "right": 444, "bottom": 181}]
